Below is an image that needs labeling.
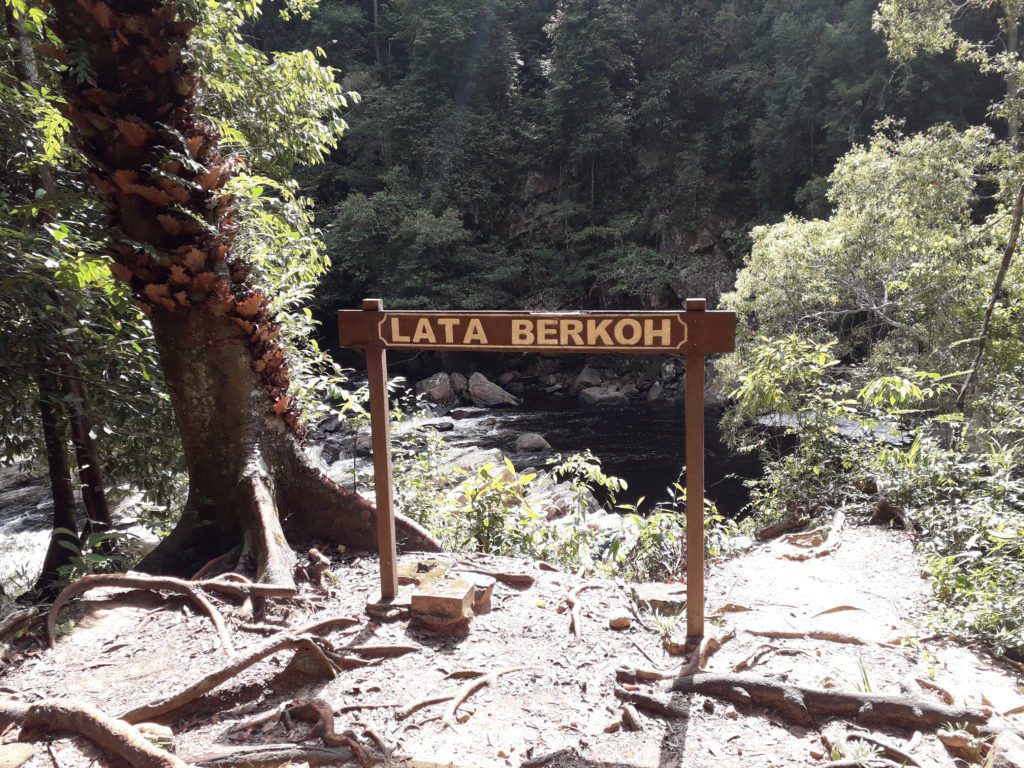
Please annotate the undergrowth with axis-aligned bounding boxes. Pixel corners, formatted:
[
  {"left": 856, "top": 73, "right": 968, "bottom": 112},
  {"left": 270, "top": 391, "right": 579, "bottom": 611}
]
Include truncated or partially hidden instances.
[
  {"left": 377, "top": 423, "right": 738, "bottom": 583},
  {"left": 727, "top": 336, "right": 1024, "bottom": 655}
]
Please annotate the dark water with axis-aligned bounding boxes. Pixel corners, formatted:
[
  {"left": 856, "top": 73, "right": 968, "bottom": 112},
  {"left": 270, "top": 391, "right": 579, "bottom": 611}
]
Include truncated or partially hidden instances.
[{"left": 438, "top": 394, "right": 760, "bottom": 517}]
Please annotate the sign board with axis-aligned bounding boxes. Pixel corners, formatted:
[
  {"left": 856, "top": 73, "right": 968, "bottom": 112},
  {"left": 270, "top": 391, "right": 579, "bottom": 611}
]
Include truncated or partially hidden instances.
[
  {"left": 338, "top": 299, "right": 737, "bottom": 639},
  {"left": 338, "top": 310, "right": 734, "bottom": 355}
]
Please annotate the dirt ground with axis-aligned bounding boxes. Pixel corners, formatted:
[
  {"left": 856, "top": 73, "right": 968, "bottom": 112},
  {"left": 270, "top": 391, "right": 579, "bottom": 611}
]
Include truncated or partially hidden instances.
[{"left": 2, "top": 523, "right": 1022, "bottom": 768}]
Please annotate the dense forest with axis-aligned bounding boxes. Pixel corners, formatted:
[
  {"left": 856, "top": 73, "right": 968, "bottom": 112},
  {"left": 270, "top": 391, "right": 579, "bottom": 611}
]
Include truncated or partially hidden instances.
[
  {"left": 256, "top": 0, "right": 999, "bottom": 317},
  {"left": 3, "top": 0, "right": 1024, "bottom": 764}
]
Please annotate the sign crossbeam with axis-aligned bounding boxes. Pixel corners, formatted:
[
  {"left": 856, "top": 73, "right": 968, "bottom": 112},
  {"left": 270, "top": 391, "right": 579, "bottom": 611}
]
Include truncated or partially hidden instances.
[{"left": 338, "top": 298, "right": 736, "bottom": 640}]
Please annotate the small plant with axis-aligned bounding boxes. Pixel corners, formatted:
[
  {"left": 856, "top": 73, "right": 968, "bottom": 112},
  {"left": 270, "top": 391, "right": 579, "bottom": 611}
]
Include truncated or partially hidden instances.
[{"left": 652, "top": 610, "right": 682, "bottom": 639}]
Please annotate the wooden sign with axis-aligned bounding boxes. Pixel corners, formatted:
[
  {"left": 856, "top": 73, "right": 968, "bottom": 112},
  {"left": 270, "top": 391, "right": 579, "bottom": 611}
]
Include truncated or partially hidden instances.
[
  {"left": 338, "top": 298, "right": 738, "bottom": 640},
  {"left": 337, "top": 309, "right": 735, "bottom": 355}
]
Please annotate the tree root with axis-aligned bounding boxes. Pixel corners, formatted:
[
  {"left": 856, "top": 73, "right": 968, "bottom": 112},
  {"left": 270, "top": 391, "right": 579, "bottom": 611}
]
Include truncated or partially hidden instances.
[
  {"left": 747, "top": 628, "right": 868, "bottom": 646},
  {"left": 192, "top": 743, "right": 357, "bottom": 767},
  {"left": 443, "top": 667, "right": 525, "bottom": 728},
  {"left": 283, "top": 698, "right": 375, "bottom": 768},
  {"left": 397, "top": 667, "right": 524, "bottom": 722},
  {"left": 667, "top": 672, "right": 989, "bottom": 730},
  {"left": 613, "top": 687, "right": 690, "bottom": 719},
  {"left": 46, "top": 573, "right": 236, "bottom": 655},
  {"left": 191, "top": 547, "right": 240, "bottom": 580},
  {"left": 565, "top": 583, "right": 601, "bottom": 642},
  {"left": 0, "top": 608, "right": 43, "bottom": 643},
  {"left": 915, "top": 677, "right": 955, "bottom": 705},
  {"left": 782, "top": 510, "right": 845, "bottom": 561},
  {"left": 349, "top": 644, "right": 419, "bottom": 658},
  {"left": 47, "top": 572, "right": 301, "bottom": 649},
  {"left": 0, "top": 697, "right": 187, "bottom": 768},
  {"left": 755, "top": 503, "right": 821, "bottom": 541},
  {"left": 120, "top": 633, "right": 341, "bottom": 723}
]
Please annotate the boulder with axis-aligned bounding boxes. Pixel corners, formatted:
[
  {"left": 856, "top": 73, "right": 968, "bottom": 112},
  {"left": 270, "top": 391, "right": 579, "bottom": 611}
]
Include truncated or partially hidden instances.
[
  {"left": 415, "top": 372, "right": 457, "bottom": 406},
  {"left": 498, "top": 371, "right": 518, "bottom": 386},
  {"left": 468, "top": 372, "right": 521, "bottom": 407},
  {"left": 573, "top": 365, "right": 603, "bottom": 392},
  {"left": 514, "top": 433, "right": 552, "bottom": 452},
  {"left": 451, "top": 447, "right": 507, "bottom": 473},
  {"left": 450, "top": 372, "right": 469, "bottom": 397},
  {"left": 647, "top": 382, "right": 663, "bottom": 402},
  {"left": 579, "top": 387, "right": 626, "bottom": 407},
  {"left": 425, "top": 420, "right": 455, "bottom": 432},
  {"left": 319, "top": 414, "right": 344, "bottom": 433},
  {"left": 354, "top": 433, "right": 372, "bottom": 456},
  {"left": 320, "top": 437, "right": 345, "bottom": 464}
]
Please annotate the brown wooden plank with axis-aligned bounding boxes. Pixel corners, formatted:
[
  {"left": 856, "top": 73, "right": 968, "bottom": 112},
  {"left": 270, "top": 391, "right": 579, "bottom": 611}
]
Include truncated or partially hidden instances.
[
  {"left": 363, "top": 300, "right": 398, "bottom": 600},
  {"left": 684, "top": 345, "right": 706, "bottom": 639},
  {"left": 338, "top": 309, "right": 735, "bottom": 355}
]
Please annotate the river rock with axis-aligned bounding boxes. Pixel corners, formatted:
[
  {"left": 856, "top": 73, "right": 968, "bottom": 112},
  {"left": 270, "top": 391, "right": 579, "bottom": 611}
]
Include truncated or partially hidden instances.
[
  {"left": 425, "top": 420, "right": 455, "bottom": 432},
  {"left": 647, "top": 381, "right": 663, "bottom": 402},
  {"left": 320, "top": 436, "right": 345, "bottom": 464},
  {"left": 573, "top": 365, "right": 603, "bottom": 392},
  {"left": 450, "top": 372, "right": 469, "bottom": 397},
  {"left": 468, "top": 372, "right": 521, "bottom": 407},
  {"left": 451, "top": 447, "right": 507, "bottom": 472},
  {"left": 354, "top": 433, "right": 372, "bottom": 456},
  {"left": 579, "top": 386, "right": 626, "bottom": 406},
  {"left": 498, "top": 371, "right": 518, "bottom": 386},
  {"left": 415, "top": 372, "right": 457, "bottom": 406},
  {"left": 514, "top": 433, "right": 551, "bottom": 452}
]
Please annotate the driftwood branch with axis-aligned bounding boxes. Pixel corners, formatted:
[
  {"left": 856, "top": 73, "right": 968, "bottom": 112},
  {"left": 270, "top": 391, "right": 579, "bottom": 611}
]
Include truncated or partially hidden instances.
[{"left": 565, "top": 583, "right": 601, "bottom": 641}]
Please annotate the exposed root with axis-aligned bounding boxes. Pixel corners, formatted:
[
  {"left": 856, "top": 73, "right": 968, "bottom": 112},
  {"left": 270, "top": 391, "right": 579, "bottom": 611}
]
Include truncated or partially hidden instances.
[
  {"left": 397, "top": 668, "right": 524, "bottom": 723},
  {"left": 615, "top": 667, "right": 677, "bottom": 685},
  {"left": 565, "top": 583, "right": 601, "bottom": 641},
  {"left": 0, "top": 608, "right": 43, "bottom": 643},
  {"left": 47, "top": 571, "right": 303, "bottom": 647},
  {"left": 747, "top": 628, "right": 868, "bottom": 646},
  {"left": 236, "top": 471, "right": 297, "bottom": 586},
  {"left": 0, "top": 697, "right": 187, "bottom": 768},
  {"left": 46, "top": 573, "right": 235, "bottom": 655},
  {"left": 732, "top": 644, "right": 809, "bottom": 672},
  {"left": 283, "top": 698, "right": 375, "bottom": 767},
  {"left": 668, "top": 672, "right": 989, "bottom": 730},
  {"left": 191, "top": 547, "right": 240, "bottom": 581},
  {"left": 121, "top": 634, "right": 339, "bottom": 723},
  {"left": 443, "top": 667, "right": 525, "bottom": 728},
  {"left": 782, "top": 510, "right": 846, "bottom": 561},
  {"left": 755, "top": 503, "right": 821, "bottom": 541},
  {"left": 613, "top": 687, "right": 690, "bottom": 719},
  {"left": 916, "top": 677, "right": 955, "bottom": 705},
  {"left": 192, "top": 743, "right": 357, "bottom": 767},
  {"left": 349, "top": 644, "right": 419, "bottom": 659}
]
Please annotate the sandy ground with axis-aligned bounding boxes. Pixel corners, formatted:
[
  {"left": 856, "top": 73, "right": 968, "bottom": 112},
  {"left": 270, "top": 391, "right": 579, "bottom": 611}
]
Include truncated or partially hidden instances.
[{"left": 1, "top": 524, "right": 1022, "bottom": 768}]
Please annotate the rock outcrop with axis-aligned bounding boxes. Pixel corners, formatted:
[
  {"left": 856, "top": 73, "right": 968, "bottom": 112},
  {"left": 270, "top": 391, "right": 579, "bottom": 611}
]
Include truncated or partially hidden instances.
[{"left": 468, "top": 372, "right": 521, "bottom": 407}]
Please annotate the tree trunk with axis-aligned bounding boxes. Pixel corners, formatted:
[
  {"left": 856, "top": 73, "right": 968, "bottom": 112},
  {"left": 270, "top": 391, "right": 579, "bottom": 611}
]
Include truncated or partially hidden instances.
[
  {"left": 62, "top": 361, "right": 111, "bottom": 536},
  {"left": 32, "top": 371, "right": 80, "bottom": 599},
  {"left": 49, "top": 0, "right": 439, "bottom": 584}
]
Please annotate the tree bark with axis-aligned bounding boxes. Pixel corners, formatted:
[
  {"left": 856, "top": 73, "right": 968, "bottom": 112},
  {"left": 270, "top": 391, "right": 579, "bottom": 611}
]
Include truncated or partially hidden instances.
[
  {"left": 32, "top": 371, "right": 80, "bottom": 599},
  {"left": 48, "top": 0, "right": 439, "bottom": 583},
  {"left": 956, "top": 180, "right": 1024, "bottom": 409},
  {"left": 62, "top": 361, "right": 111, "bottom": 536}
]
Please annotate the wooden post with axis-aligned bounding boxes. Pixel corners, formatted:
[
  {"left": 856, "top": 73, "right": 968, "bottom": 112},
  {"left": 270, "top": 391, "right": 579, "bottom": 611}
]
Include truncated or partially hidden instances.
[
  {"left": 362, "top": 298, "right": 398, "bottom": 600},
  {"left": 684, "top": 297, "right": 706, "bottom": 639}
]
